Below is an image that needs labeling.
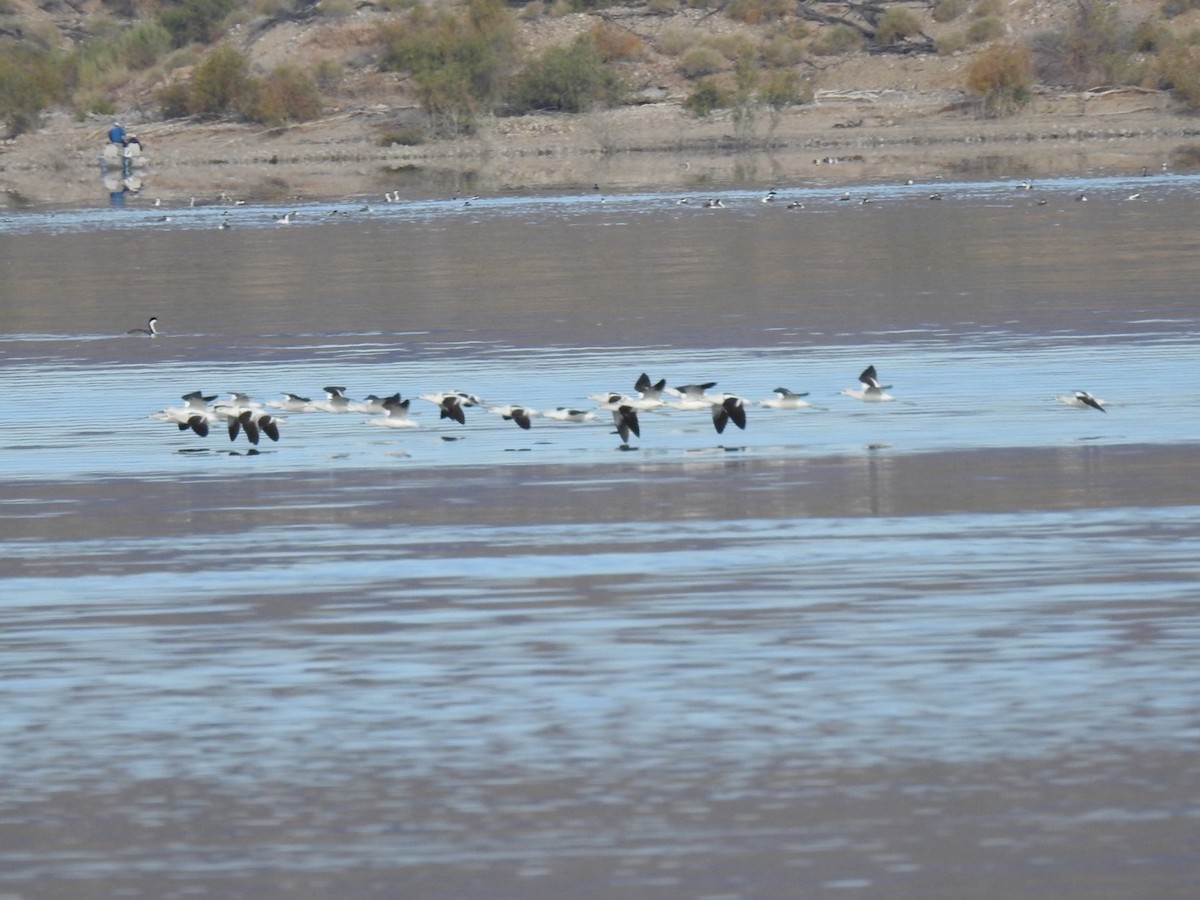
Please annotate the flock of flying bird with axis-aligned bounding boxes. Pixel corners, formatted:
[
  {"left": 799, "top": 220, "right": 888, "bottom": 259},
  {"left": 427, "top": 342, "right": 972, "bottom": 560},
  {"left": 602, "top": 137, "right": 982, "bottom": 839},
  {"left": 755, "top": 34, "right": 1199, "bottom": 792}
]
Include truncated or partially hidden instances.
[{"left": 149, "top": 362, "right": 1108, "bottom": 450}]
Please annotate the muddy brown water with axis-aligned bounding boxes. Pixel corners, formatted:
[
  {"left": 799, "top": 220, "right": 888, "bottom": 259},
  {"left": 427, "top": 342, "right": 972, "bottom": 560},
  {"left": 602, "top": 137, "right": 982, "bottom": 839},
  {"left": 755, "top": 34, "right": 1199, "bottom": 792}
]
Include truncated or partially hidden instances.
[{"left": 2, "top": 175, "right": 1198, "bottom": 898}]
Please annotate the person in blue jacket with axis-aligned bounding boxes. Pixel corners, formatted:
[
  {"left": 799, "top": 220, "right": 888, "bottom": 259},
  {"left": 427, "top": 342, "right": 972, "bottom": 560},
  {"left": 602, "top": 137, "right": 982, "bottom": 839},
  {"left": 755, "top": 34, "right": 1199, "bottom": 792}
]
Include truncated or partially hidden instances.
[{"left": 108, "top": 122, "right": 127, "bottom": 146}]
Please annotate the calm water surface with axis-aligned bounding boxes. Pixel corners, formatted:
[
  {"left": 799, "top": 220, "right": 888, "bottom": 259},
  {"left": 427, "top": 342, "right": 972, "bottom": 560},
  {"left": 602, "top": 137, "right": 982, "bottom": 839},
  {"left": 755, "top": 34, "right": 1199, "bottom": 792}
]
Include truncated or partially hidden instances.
[{"left": 2, "top": 175, "right": 1199, "bottom": 898}]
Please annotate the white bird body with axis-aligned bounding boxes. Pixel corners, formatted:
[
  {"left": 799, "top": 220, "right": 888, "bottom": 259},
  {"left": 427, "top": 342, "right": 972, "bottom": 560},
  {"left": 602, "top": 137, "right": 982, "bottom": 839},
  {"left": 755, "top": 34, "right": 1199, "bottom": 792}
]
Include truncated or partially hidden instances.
[
  {"left": 309, "top": 386, "right": 353, "bottom": 413},
  {"left": 212, "top": 394, "right": 283, "bottom": 444},
  {"left": 841, "top": 365, "right": 895, "bottom": 402},
  {"left": 267, "top": 393, "right": 313, "bottom": 412},
  {"left": 487, "top": 405, "right": 536, "bottom": 430},
  {"left": 760, "top": 388, "right": 812, "bottom": 409},
  {"left": 151, "top": 391, "right": 219, "bottom": 437},
  {"left": 1055, "top": 391, "right": 1107, "bottom": 412},
  {"left": 542, "top": 407, "right": 597, "bottom": 423},
  {"left": 419, "top": 391, "right": 481, "bottom": 424},
  {"left": 365, "top": 394, "right": 419, "bottom": 427}
]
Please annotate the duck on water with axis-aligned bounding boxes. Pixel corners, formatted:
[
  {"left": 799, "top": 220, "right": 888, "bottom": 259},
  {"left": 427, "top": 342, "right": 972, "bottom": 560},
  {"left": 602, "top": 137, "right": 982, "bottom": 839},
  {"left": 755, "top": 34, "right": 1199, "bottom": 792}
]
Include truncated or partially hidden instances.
[{"left": 127, "top": 316, "right": 159, "bottom": 336}]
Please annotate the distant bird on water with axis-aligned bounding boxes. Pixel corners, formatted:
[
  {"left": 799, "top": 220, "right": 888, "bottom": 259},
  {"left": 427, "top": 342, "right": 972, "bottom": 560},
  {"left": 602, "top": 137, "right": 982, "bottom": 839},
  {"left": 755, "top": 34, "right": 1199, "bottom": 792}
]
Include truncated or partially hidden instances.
[
  {"left": 1055, "top": 390, "right": 1107, "bottom": 412},
  {"left": 127, "top": 316, "right": 159, "bottom": 336}
]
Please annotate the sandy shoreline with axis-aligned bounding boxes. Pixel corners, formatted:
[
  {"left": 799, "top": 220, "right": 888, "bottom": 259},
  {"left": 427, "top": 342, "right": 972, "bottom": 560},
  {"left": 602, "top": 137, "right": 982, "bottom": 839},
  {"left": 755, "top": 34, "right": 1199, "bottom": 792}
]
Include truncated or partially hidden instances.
[{"left": 3, "top": 88, "right": 1199, "bottom": 208}]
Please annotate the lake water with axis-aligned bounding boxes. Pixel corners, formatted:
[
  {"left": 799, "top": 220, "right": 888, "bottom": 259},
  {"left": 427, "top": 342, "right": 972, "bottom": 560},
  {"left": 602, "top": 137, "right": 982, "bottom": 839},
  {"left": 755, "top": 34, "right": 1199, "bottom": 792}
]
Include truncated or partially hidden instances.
[{"left": 2, "top": 174, "right": 1199, "bottom": 899}]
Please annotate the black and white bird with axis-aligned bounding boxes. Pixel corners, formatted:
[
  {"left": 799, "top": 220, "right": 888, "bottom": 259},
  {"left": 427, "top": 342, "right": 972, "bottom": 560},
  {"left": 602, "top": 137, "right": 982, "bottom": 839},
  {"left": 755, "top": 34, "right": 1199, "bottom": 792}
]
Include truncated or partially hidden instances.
[
  {"left": 267, "top": 393, "right": 314, "bottom": 412},
  {"left": 311, "top": 386, "right": 353, "bottom": 413},
  {"left": 213, "top": 393, "right": 282, "bottom": 445},
  {"left": 759, "top": 387, "right": 812, "bottom": 409},
  {"left": 420, "top": 391, "right": 478, "bottom": 424},
  {"left": 365, "top": 394, "right": 419, "bottom": 428},
  {"left": 841, "top": 365, "right": 894, "bottom": 402},
  {"left": 150, "top": 390, "right": 216, "bottom": 436},
  {"left": 710, "top": 395, "right": 747, "bottom": 434},
  {"left": 127, "top": 316, "right": 159, "bottom": 336},
  {"left": 665, "top": 382, "right": 719, "bottom": 411},
  {"left": 542, "top": 407, "right": 597, "bottom": 423},
  {"left": 1055, "top": 390, "right": 1107, "bottom": 412},
  {"left": 611, "top": 405, "right": 640, "bottom": 444},
  {"left": 487, "top": 404, "right": 536, "bottom": 430}
]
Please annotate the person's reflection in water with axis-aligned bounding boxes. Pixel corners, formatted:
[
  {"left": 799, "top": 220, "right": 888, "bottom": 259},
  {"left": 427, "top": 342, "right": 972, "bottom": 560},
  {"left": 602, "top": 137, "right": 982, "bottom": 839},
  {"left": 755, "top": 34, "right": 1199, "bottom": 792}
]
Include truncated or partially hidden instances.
[{"left": 104, "top": 173, "right": 145, "bottom": 207}]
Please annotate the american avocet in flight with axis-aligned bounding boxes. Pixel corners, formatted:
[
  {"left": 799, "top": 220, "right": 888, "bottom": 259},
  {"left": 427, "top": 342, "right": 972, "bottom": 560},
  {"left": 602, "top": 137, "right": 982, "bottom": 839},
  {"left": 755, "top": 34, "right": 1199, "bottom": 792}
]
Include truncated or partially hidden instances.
[
  {"left": 310, "top": 386, "right": 353, "bottom": 413},
  {"left": 1055, "top": 390, "right": 1107, "bottom": 412},
  {"left": 760, "top": 387, "right": 812, "bottom": 409},
  {"left": 665, "top": 382, "right": 719, "bottom": 411},
  {"left": 127, "top": 316, "right": 159, "bottom": 336},
  {"left": 840, "top": 365, "right": 894, "bottom": 402},
  {"left": 542, "top": 407, "right": 597, "bottom": 423},
  {"left": 267, "top": 393, "right": 313, "bottom": 412},
  {"left": 710, "top": 395, "right": 748, "bottom": 434},
  {"left": 150, "top": 390, "right": 216, "bottom": 436},
  {"left": 487, "top": 404, "right": 536, "bottom": 430},
  {"left": 594, "top": 395, "right": 641, "bottom": 442},
  {"left": 634, "top": 372, "right": 669, "bottom": 401},
  {"left": 419, "top": 391, "right": 481, "bottom": 424},
  {"left": 365, "top": 394, "right": 419, "bottom": 427},
  {"left": 213, "top": 394, "right": 282, "bottom": 444}
]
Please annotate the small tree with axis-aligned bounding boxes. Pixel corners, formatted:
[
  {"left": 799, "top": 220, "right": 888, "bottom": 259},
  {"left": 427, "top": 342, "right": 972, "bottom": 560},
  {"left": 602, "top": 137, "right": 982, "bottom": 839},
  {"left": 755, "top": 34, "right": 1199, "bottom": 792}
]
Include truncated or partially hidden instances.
[
  {"left": 0, "top": 46, "right": 68, "bottom": 137},
  {"left": 378, "top": 0, "right": 516, "bottom": 134},
  {"left": 966, "top": 43, "right": 1033, "bottom": 116},
  {"left": 506, "top": 35, "right": 623, "bottom": 113},
  {"left": 1061, "top": 0, "right": 1124, "bottom": 87},
  {"left": 250, "top": 66, "right": 322, "bottom": 126},
  {"left": 1157, "top": 46, "right": 1200, "bottom": 111},
  {"left": 683, "top": 78, "right": 724, "bottom": 116},
  {"left": 187, "top": 44, "right": 255, "bottom": 118}
]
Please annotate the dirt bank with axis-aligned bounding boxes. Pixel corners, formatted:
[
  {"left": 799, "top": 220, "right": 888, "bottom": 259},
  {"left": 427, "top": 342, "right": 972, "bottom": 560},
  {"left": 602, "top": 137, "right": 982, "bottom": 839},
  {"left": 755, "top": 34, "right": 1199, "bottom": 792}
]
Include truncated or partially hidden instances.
[{"left": 3, "top": 85, "right": 1199, "bottom": 209}]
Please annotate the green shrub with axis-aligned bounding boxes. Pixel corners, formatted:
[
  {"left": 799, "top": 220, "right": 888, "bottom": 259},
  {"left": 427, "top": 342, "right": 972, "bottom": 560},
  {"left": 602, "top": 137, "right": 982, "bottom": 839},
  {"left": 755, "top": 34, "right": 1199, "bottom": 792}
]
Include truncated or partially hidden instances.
[
  {"left": 1061, "top": 0, "right": 1125, "bottom": 87},
  {"left": 810, "top": 24, "right": 863, "bottom": 56},
  {"left": 966, "top": 15, "right": 1004, "bottom": 43},
  {"left": 760, "top": 35, "right": 805, "bottom": 68},
  {"left": 679, "top": 45, "right": 725, "bottom": 77},
  {"left": 683, "top": 77, "right": 724, "bottom": 116},
  {"left": 378, "top": 0, "right": 516, "bottom": 133},
  {"left": 933, "top": 0, "right": 968, "bottom": 23},
  {"left": 314, "top": 58, "right": 342, "bottom": 89},
  {"left": 966, "top": 42, "right": 1032, "bottom": 116},
  {"left": 757, "top": 68, "right": 810, "bottom": 109},
  {"left": 186, "top": 43, "right": 255, "bottom": 118},
  {"left": 158, "top": 0, "right": 236, "bottom": 48},
  {"left": 876, "top": 8, "right": 923, "bottom": 44},
  {"left": 506, "top": 33, "right": 624, "bottom": 113},
  {"left": 379, "top": 126, "right": 425, "bottom": 146},
  {"left": 937, "top": 31, "right": 967, "bottom": 55},
  {"left": 116, "top": 21, "right": 174, "bottom": 70},
  {"left": 0, "top": 44, "right": 69, "bottom": 136},
  {"left": 156, "top": 79, "right": 191, "bottom": 118},
  {"left": 1156, "top": 45, "right": 1200, "bottom": 109},
  {"left": 249, "top": 65, "right": 321, "bottom": 125},
  {"left": 1132, "top": 20, "right": 1174, "bottom": 53},
  {"left": 657, "top": 26, "right": 695, "bottom": 57}
]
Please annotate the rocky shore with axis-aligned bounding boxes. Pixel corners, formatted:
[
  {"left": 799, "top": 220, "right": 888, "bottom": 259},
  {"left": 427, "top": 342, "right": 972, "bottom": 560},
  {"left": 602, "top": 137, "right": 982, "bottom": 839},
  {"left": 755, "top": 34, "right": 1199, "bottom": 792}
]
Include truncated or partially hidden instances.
[{"left": 3, "top": 84, "right": 1197, "bottom": 208}]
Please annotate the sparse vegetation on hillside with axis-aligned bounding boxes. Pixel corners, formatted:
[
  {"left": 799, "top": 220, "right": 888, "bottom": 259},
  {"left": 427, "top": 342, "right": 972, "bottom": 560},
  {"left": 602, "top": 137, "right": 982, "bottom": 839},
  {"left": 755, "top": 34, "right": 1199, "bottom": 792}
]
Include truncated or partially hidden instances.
[{"left": 2, "top": 0, "right": 1200, "bottom": 139}]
